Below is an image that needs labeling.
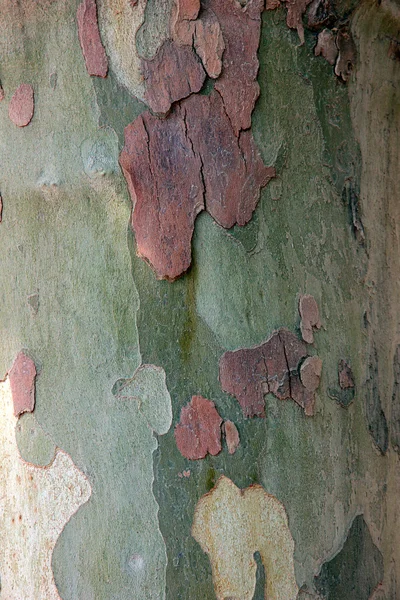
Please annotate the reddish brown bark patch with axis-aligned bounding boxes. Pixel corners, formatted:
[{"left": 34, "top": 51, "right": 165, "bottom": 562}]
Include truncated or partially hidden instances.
[
  {"left": 266, "top": 0, "right": 281, "bottom": 9},
  {"left": 172, "top": 0, "right": 224, "bottom": 79},
  {"left": 8, "top": 84, "right": 34, "bottom": 127},
  {"left": 77, "top": 0, "right": 108, "bottom": 78},
  {"left": 339, "top": 359, "right": 354, "bottom": 389},
  {"left": 120, "top": 92, "right": 273, "bottom": 279},
  {"left": 119, "top": 107, "right": 204, "bottom": 280},
  {"left": 284, "top": 0, "right": 312, "bottom": 44},
  {"left": 184, "top": 92, "right": 274, "bottom": 228},
  {"left": 174, "top": 0, "right": 200, "bottom": 23},
  {"left": 194, "top": 9, "right": 225, "bottom": 79},
  {"left": 142, "top": 40, "right": 206, "bottom": 115},
  {"left": 9, "top": 352, "right": 36, "bottom": 417},
  {"left": 328, "top": 359, "right": 355, "bottom": 408},
  {"left": 219, "top": 328, "right": 318, "bottom": 418},
  {"left": 175, "top": 395, "right": 223, "bottom": 460},
  {"left": 223, "top": 420, "right": 240, "bottom": 454},
  {"left": 209, "top": 0, "right": 264, "bottom": 135},
  {"left": 171, "top": 0, "right": 200, "bottom": 45},
  {"left": 299, "top": 294, "right": 321, "bottom": 344}
]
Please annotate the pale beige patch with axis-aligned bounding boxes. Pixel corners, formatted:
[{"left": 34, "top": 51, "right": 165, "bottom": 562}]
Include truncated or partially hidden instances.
[
  {"left": 0, "top": 377, "right": 91, "bottom": 599},
  {"left": 192, "top": 476, "right": 298, "bottom": 600},
  {"left": 223, "top": 420, "right": 240, "bottom": 454},
  {"left": 97, "top": 0, "right": 147, "bottom": 101}
]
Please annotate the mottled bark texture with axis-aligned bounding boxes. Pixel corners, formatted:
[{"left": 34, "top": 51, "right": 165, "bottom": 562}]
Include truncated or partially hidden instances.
[{"left": 0, "top": 0, "right": 399, "bottom": 598}]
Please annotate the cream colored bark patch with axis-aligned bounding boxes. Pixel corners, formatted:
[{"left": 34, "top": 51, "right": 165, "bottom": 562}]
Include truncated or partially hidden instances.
[
  {"left": 97, "top": 0, "right": 148, "bottom": 101},
  {"left": 0, "top": 377, "right": 91, "bottom": 599},
  {"left": 192, "top": 476, "right": 298, "bottom": 600},
  {"left": 97, "top": 0, "right": 171, "bottom": 103}
]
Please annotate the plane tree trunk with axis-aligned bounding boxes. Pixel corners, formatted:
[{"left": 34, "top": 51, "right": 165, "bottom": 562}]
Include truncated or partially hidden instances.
[{"left": 0, "top": 0, "right": 399, "bottom": 598}]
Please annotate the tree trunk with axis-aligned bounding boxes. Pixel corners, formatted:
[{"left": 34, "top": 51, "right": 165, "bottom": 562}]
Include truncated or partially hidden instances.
[{"left": 0, "top": 0, "right": 399, "bottom": 598}]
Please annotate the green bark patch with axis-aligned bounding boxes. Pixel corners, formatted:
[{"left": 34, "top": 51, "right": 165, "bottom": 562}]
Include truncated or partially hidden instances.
[{"left": 315, "top": 515, "right": 384, "bottom": 599}]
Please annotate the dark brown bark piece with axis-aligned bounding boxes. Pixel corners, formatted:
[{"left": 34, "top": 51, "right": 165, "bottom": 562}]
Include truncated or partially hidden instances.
[
  {"left": 175, "top": 395, "right": 223, "bottom": 460},
  {"left": 194, "top": 9, "right": 225, "bottom": 79},
  {"left": 366, "top": 347, "right": 388, "bottom": 455},
  {"left": 119, "top": 108, "right": 204, "bottom": 281},
  {"left": 335, "top": 29, "right": 356, "bottom": 82},
  {"left": 184, "top": 92, "right": 274, "bottom": 228},
  {"left": 142, "top": 40, "right": 206, "bottom": 115},
  {"left": 219, "top": 328, "right": 310, "bottom": 418},
  {"left": 388, "top": 39, "right": 400, "bottom": 62},
  {"left": 0, "top": 194, "right": 2, "bottom": 222},
  {"left": 9, "top": 351, "right": 36, "bottom": 417},
  {"left": 8, "top": 84, "right": 34, "bottom": 127},
  {"left": 208, "top": 0, "right": 264, "bottom": 135},
  {"left": 299, "top": 294, "right": 321, "bottom": 344},
  {"left": 0, "top": 83, "right": 4, "bottom": 101},
  {"left": 338, "top": 359, "right": 354, "bottom": 389},
  {"left": 77, "top": 0, "right": 108, "bottom": 78},
  {"left": 306, "top": 0, "right": 336, "bottom": 31}
]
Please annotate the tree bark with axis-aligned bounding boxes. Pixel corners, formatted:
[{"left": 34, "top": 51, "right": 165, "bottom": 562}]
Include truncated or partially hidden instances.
[{"left": 0, "top": 0, "right": 399, "bottom": 598}]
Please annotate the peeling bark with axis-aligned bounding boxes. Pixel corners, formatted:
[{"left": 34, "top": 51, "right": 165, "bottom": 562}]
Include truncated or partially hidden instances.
[
  {"left": 284, "top": 0, "right": 312, "bottom": 44},
  {"left": 210, "top": 0, "right": 264, "bottom": 135},
  {"left": 315, "top": 29, "right": 338, "bottom": 66},
  {"left": 119, "top": 107, "right": 204, "bottom": 280},
  {"left": 171, "top": 0, "right": 200, "bottom": 45},
  {"left": 8, "top": 351, "right": 36, "bottom": 417},
  {"left": 175, "top": 395, "right": 223, "bottom": 459},
  {"left": 194, "top": 9, "right": 225, "bottom": 79},
  {"left": 120, "top": 92, "right": 273, "bottom": 279},
  {"left": 77, "top": 0, "right": 108, "bottom": 78},
  {"left": 223, "top": 420, "right": 240, "bottom": 454},
  {"left": 335, "top": 29, "right": 356, "bottom": 82},
  {"left": 299, "top": 294, "right": 321, "bottom": 344},
  {"left": 219, "top": 328, "right": 320, "bottom": 418},
  {"left": 306, "top": 0, "right": 336, "bottom": 30},
  {"left": 8, "top": 84, "right": 34, "bottom": 127},
  {"left": 142, "top": 40, "right": 206, "bottom": 115},
  {"left": 184, "top": 92, "right": 274, "bottom": 228}
]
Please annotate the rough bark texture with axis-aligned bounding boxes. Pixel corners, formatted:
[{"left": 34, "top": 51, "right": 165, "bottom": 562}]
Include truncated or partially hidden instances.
[{"left": 0, "top": 0, "right": 399, "bottom": 598}]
